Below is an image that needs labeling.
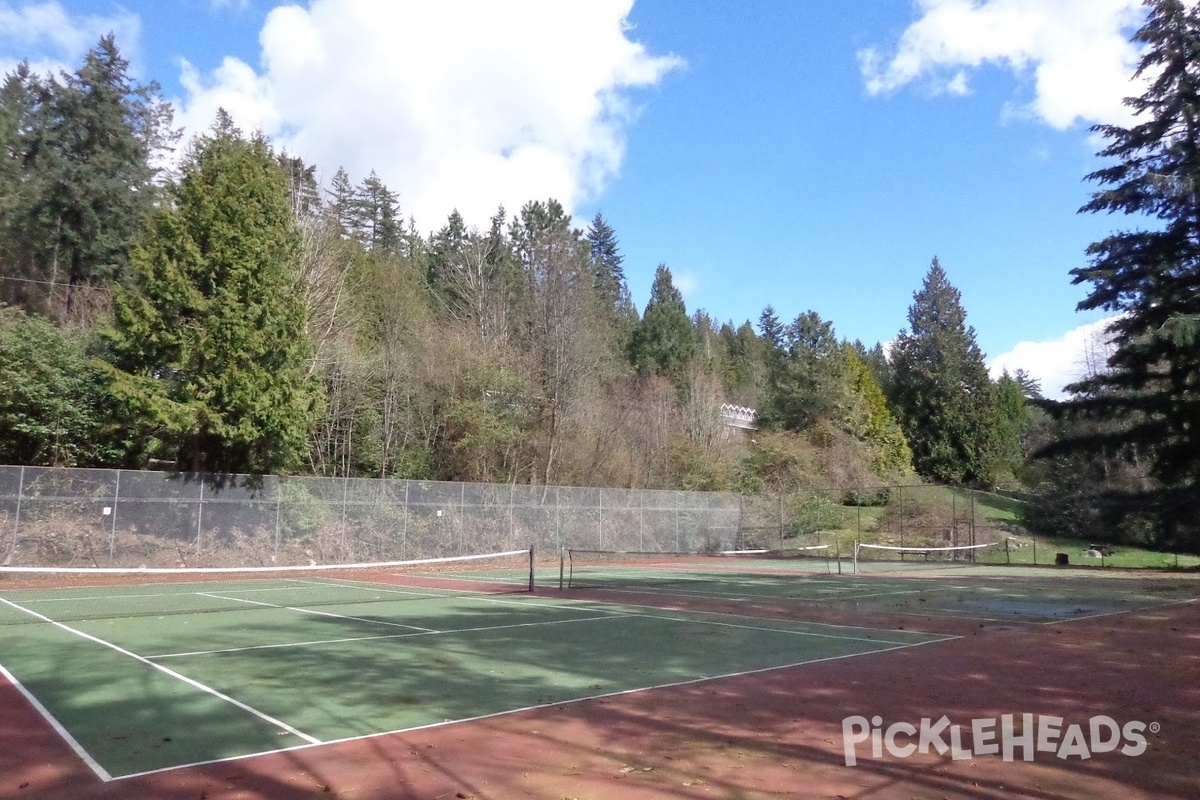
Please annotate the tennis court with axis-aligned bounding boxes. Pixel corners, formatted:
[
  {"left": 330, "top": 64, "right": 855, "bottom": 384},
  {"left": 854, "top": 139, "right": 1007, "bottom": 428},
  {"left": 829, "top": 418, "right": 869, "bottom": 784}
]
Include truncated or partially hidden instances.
[
  {"left": 3, "top": 546, "right": 1199, "bottom": 800},
  {"left": 561, "top": 547, "right": 1199, "bottom": 623},
  {"left": 0, "top": 550, "right": 947, "bottom": 781}
]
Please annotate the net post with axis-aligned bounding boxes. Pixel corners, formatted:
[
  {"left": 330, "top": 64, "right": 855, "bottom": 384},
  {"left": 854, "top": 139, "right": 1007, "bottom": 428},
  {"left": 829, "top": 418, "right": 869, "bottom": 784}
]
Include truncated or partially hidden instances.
[
  {"left": 852, "top": 541, "right": 859, "bottom": 574},
  {"left": 964, "top": 491, "right": 974, "bottom": 561},
  {"left": 836, "top": 539, "right": 841, "bottom": 575},
  {"left": 559, "top": 546, "right": 565, "bottom": 589},
  {"left": 951, "top": 491, "right": 957, "bottom": 550},
  {"left": 529, "top": 546, "right": 535, "bottom": 591}
]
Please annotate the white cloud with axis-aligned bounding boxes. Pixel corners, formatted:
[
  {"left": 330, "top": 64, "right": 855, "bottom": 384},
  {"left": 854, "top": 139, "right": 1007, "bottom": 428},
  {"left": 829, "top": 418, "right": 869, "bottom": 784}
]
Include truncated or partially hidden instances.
[
  {"left": 175, "top": 0, "right": 682, "bottom": 232},
  {"left": 859, "top": 0, "right": 1146, "bottom": 129},
  {"left": 0, "top": 1, "right": 140, "bottom": 78},
  {"left": 988, "top": 316, "right": 1119, "bottom": 399},
  {"left": 674, "top": 271, "right": 699, "bottom": 299}
]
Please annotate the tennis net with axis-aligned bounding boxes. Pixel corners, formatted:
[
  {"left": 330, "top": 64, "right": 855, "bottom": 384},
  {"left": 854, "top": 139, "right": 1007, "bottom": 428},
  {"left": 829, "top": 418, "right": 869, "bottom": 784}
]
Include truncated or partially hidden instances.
[
  {"left": 0, "top": 548, "right": 534, "bottom": 626},
  {"left": 852, "top": 542, "right": 997, "bottom": 573},
  {"left": 560, "top": 546, "right": 833, "bottom": 591}
]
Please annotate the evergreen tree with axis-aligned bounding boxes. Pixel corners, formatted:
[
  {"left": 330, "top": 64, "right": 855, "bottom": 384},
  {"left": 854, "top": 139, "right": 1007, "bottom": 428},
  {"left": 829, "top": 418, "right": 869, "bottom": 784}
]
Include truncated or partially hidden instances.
[
  {"left": 101, "top": 113, "right": 320, "bottom": 474},
  {"left": 277, "top": 152, "right": 320, "bottom": 218},
  {"left": 758, "top": 310, "right": 846, "bottom": 432},
  {"left": 995, "top": 369, "right": 1033, "bottom": 479},
  {"left": 0, "top": 308, "right": 120, "bottom": 466},
  {"left": 889, "top": 257, "right": 1001, "bottom": 485},
  {"left": 757, "top": 305, "right": 784, "bottom": 350},
  {"left": 1012, "top": 368, "right": 1042, "bottom": 399},
  {"left": 1058, "top": 0, "right": 1200, "bottom": 545},
  {"left": 844, "top": 346, "right": 912, "bottom": 476},
  {"left": 354, "top": 171, "right": 400, "bottom": 254},
  {"left": 0, "top": 36, "right": 175, "bottom": 309},
  {"left": 586, "top": 211, "right": 635, "bottom": 321},
  {"left": 862, "top": 341, "right": 892, "bottom": 396},
  {"left": 717, "top": 319, "right": 767, "bottom": 406},
  {"left": 427, "top": 208, "right": 469, "bottom": 313},
  {"left": 510, "top": 199, "right": 605, "bottom": 484},
  {"left": 628, "top": 264, "right": 695, "bottom": 386},
  {"left": 327, "top": 166, "right": 355, "bottom": 232}
]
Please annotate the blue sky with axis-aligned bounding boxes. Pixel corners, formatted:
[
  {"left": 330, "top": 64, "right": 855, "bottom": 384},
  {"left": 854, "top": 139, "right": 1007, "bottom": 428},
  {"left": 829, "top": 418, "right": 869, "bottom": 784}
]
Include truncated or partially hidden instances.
[{"left": 0, "top": 0, "right": 1153, "bottom": 397}]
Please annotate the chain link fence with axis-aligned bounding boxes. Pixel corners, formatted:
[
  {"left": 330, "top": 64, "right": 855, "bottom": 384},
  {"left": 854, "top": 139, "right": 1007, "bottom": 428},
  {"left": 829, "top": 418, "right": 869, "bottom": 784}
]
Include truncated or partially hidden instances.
[
  {"left": 0, "top": 466, "right": 743, "bottom": 569},
  {"left": 736, "top": 484, "right": 1013, "bottom": 555}
]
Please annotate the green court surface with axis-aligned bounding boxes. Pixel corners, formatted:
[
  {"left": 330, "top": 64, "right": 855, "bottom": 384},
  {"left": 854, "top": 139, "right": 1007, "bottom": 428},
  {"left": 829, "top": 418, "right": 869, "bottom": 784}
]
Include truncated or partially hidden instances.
[
  {"left": 0, "top": 572, "right": 944, "bottom": 781},
  {"left": 4, "top": 557, "right": 1196, "bottom": 783},
  {"left": 563, "top": 556, "right": 1200, "bottom": 623}
]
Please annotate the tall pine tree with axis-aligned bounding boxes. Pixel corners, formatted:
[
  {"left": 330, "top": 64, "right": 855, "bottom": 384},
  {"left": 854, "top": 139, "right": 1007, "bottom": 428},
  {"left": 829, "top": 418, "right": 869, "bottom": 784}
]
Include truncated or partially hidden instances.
[
  {"left": 101, "top": 113, "right": 319, "bottom": 474},
  {"left": 758, "top": 310, "right": 846, "bottom": 432},
  {"left": 586, "top": 211, "right": 635, "bottom": 324},
  {"left": 889, "top": 258, "right": 1001, "bottom": 485},
  {"left": 1058, "top": 0, "right": 1200, "bottom": 546},
  {"left": 628, "top": 264, "right": 695, "bottom": 388},
  {"left": 0, "top": 36, "right": 175, "bottom": 310}
]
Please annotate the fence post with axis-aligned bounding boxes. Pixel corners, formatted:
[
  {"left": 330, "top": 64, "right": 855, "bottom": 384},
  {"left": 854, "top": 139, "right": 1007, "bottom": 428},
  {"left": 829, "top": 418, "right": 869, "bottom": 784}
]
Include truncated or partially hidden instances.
[
  {"left": 898, "top": 485, "right": 904, "bottom": 557},
  {"left": 109, "top": 469, "right": 121, "bottom": 561},
  {"left": 402, "top": 480, "right": 410, "bottom": 560},
  {"left": 639, "top": 491, "right": 644, "bottom": 551},
  {"left": 274, "top": 479, "right": 282, "bottom": 563},
  {"left": 340, "top": 475, "right": 349, "bottom": 560},
  {"left": 459, "top": 482, "right": 465, "bottom": 555},
  {"left": 10, "top": 465, "right": 26, "bottom": 561},
  {"left": 675, "top": 493, "right": 681, "bottom": 552},
  {"left": 195, "top": 478, "right": 205, "bottom": 557},
  {"left": 856, "top": 503, "right": 861, "bottom": 554},
  {"left": 737, "top": 493, "right": 745, "bottom": 550},
  {"left": 778, "top": 492, "right": 784, "bottom": 550}
]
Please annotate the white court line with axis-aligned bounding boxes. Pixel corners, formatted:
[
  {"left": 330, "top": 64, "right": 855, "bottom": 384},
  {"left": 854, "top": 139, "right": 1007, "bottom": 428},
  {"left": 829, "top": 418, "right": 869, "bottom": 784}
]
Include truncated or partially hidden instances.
[
  {"left": 21, "top": 583, "right": 378, "bottom": 604},
  {"left": 111, "top": 633, "right": 958, "bottom": 782},
  {"left": 836, "top": 585, "right": 970, "bottom": 601},
  {"left": 574, "top": 576, "right": 998, "bottom": 608},
  {"left": 7, "top": 571, "right": 528, "bottom": 606},
  {"left": 633, "top": 612, "right": 919, "bottom": 646},
  {"left": 0, "top": 661, "right": 113, "bottom": 782},
  {"left": 197, "top": 593, "right": 438, "bottom": 632},
  {"left": 147, "top": 613, "right": 631, "bottom": 659},
  {"left": 284, "top": 576, "right": 494, "bottom": 599},
  {"left": 575, "top": 579, "right": 947, "bottom": 613},
  {"left": 1040, "top": 597, "right": 1199, "bottom": 626},
  {"left": 567, "top": 588, "right": 961, "bottom": 639},
  {"left": 0, "top": 597, "right": 321, "bottom": 759}
]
